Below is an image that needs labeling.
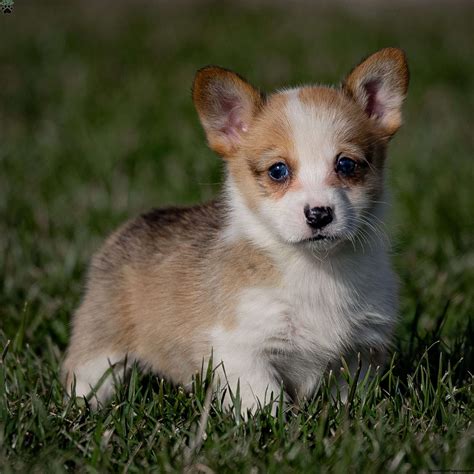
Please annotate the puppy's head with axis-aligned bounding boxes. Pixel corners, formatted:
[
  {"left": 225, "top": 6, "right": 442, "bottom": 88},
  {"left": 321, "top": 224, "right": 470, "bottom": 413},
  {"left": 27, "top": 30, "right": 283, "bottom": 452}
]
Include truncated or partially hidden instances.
[{"left": 193, "top": 48, "right": 409, "bottom": 251}]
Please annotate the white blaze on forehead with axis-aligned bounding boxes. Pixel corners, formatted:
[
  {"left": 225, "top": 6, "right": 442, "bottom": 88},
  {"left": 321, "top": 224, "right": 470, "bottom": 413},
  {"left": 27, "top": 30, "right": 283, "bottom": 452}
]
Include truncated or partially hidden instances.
[{"left": 284, "top": 88, "right": 341, "bottom": 188}]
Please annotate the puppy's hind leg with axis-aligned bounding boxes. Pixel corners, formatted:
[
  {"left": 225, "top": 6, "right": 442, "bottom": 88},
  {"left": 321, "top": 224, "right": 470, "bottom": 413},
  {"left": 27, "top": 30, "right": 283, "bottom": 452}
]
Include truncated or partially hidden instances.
[{"left": 63, "top": 352, "right": 129, "bottom": 408}]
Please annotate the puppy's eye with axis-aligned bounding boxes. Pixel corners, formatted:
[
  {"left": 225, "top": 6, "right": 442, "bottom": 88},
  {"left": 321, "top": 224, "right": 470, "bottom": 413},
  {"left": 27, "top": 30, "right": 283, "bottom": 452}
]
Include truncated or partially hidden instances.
[
  {"left": 268, "top": 162, "right": 290, "bottom": 182},
  {"left": 335, "top": 156, "right": 357, "bottom": 177}
]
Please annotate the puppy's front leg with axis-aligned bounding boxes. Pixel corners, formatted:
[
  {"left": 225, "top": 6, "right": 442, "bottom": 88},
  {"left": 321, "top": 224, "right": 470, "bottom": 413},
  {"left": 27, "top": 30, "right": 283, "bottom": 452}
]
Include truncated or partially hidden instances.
[
  {"left": 294, "top": 350, "right": 386, "bottom": 404},
  {"left": 211, "top": 288, "right": 290, "bottom": 416},
  {"left": 331, "top": 349, "right": 386, "bottom": 402},
  {"left": 214, "top": 354, "right": 283, "bottom": 416}
]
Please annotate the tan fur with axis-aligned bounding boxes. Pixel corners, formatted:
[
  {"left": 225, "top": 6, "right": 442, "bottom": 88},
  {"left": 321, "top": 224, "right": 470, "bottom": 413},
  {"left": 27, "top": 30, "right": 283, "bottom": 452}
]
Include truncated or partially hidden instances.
[
  {"left": 63, "top": 202, "right": 280, "bottom": 388},
  {"left": 228, "top": 93, "right": 304, "bottom": 206}
]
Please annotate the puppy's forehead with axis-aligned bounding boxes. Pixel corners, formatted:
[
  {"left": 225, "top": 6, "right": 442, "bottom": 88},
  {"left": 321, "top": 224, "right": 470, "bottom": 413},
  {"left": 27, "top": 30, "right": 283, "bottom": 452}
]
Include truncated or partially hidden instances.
[{"left": 253, "top": 86, "right": 371, "bottom": 156}]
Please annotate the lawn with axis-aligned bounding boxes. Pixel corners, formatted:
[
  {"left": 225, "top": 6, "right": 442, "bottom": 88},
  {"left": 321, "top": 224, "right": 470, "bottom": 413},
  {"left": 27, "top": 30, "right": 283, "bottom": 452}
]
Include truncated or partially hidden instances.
[{"left": 0, "top": 1, "right": 473, "bottom": 472}]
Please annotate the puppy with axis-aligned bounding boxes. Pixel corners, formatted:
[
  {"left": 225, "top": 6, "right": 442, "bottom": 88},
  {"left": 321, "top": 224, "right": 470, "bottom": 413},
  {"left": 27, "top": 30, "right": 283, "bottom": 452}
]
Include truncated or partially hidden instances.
[{"left": 62, "top": 48, "right": 409, "bottom": 413}]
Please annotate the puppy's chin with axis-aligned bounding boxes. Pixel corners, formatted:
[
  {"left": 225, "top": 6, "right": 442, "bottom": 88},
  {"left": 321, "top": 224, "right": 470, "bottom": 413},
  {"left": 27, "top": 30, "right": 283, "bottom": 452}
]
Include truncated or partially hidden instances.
[
  {"left": 303, "top": 237, "right": 343, "bottom": 254},
  {"left": 284, "top": 233, "right": 344, "bottom": 254}
]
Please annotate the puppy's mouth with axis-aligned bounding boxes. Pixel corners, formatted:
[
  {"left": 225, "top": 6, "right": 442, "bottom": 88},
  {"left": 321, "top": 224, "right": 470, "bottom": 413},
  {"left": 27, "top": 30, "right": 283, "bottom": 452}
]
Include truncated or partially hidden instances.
[{"left": 300, "top": 234, "right": 340, "bottom": 244}]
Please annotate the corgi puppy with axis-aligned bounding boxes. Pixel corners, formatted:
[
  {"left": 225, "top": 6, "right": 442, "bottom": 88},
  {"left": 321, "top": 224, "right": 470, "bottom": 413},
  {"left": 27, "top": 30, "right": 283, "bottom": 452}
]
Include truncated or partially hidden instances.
[{"left": 63, "top": 48, "right": 409, "bottom": 413}]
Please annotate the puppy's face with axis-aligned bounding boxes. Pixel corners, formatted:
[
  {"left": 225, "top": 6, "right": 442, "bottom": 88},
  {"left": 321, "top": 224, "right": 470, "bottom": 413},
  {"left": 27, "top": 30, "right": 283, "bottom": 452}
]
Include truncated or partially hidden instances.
[{"left": 193, "top": 49, "right": 409, "bottom": 250}]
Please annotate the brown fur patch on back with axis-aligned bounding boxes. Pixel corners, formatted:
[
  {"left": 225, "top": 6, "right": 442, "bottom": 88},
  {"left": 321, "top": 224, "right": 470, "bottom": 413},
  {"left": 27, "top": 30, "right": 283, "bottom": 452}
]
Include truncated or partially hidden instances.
[{"left": 63, "top": 199, "right": 281, "bottom": 385}]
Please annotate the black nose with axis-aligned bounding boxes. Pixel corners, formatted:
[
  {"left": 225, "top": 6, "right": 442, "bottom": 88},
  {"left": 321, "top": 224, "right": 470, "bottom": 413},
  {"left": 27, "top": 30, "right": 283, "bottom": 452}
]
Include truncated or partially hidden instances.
[{"left": 304, "top": 206, "right": 333, "bottom": 229}]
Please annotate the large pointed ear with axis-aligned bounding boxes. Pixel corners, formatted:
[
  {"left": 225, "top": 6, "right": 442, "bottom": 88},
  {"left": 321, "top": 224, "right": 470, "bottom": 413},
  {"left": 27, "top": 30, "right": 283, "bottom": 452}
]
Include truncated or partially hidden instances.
[
  {"left": 343, "top": 48, "right": 409, "bottom": 137},
  {"left": 192, "top": 66, "right": 264, "bottom": 157}
]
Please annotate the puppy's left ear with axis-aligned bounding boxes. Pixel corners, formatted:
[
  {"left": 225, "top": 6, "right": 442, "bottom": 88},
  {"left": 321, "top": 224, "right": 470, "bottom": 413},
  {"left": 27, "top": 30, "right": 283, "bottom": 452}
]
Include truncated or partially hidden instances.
[{"left": 343, "top": 48, "right": 409, "bottom": 137}]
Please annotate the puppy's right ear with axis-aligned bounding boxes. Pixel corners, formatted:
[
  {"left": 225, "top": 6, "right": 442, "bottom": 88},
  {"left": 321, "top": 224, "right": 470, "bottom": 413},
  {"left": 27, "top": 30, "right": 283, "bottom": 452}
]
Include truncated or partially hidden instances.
[{"left": 192, "top": 66, "right": 264, "bottom": 158}]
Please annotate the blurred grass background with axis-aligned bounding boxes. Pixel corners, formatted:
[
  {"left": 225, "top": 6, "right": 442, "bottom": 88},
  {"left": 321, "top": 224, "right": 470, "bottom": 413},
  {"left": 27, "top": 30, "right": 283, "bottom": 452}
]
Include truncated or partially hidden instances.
[{"left": 0, "top": 0, "right": 473, "bottom": 471}]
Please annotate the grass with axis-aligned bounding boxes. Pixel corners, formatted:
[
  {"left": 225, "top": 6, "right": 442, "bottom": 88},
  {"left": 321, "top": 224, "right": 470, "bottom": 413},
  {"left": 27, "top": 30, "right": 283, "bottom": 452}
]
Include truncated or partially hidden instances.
[{"left": 1, "top": 1, "right": 473, "bottom": 472}]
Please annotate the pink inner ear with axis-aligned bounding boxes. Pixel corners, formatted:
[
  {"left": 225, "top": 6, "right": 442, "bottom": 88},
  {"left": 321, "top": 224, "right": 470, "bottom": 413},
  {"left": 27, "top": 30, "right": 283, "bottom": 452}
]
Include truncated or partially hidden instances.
[
  {"left": 219, "top": 93, "right": 247, "bottom": 139},
  {"left": 364, "top": 79, "right": 384, "bottom": 119}
]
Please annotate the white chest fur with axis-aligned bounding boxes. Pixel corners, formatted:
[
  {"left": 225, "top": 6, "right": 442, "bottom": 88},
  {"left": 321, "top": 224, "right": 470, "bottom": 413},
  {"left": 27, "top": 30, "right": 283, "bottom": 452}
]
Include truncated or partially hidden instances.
[{"left": 210, "top": 245, "right": 398, "bottom": 405}]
